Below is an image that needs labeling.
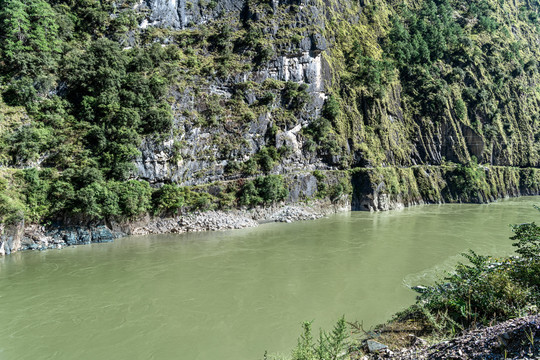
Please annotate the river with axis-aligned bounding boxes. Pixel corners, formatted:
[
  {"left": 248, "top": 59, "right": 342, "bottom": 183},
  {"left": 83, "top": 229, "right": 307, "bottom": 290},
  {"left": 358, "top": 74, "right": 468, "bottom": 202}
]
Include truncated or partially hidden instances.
[{"left": 1, "top": 197, "right": 539, "bottom": 360}]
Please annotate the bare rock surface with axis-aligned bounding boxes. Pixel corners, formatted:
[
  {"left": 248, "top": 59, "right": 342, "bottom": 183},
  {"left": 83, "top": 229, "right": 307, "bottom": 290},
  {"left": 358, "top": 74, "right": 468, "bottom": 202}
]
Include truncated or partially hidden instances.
[
  {"left": 269, "top": 205, "right": 325, "bottom": 223},
  {"left": 123, "top": 211, "right": 260, "bottom": 235},
  {"left": 3, "top": 200, "right": 349, "bottom": 255},
  {"left": 120, "top": 200, "right": 348, "bottom": 235},
  {"left": 363, "top": 315, "right": 540, "bottom": 360}
]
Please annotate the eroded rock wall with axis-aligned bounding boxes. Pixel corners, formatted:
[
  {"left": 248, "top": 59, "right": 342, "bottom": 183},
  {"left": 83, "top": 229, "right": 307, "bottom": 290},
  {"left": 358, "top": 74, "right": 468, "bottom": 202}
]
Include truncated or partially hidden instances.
[
  {"left": 133, "top": 0, "right": 540, "bottom": 187},
  {"left": 351, "top": 166, "right": 540, "bottom": 212},
  {"left": 134, "top": 0, "right": 332, "bottom": 185}
]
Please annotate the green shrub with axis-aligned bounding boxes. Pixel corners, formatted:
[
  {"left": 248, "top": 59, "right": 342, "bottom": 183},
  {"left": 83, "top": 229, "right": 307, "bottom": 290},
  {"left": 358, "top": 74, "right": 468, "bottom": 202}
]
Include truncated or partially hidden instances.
[
  {"left": 242, "top": 158, "right": 258, "bottom": 175},
  {"left": 186, "top": 191, "right": 215, "bottom": 211},
  {"left": 288, "top": 317, "right": 348, "bottom": 360},
  {"left": 256, "top": 175, "right": 288, "bottom": 204},
  {"left": 153, "top": 184, "right": 185, "bottom": 214},
  {"left": 303, "top": 118, "right": 340, "bottom": 155},
  {"left": 322, "top": 96, "right": 340, "bottom": 122},
  {"left": 111, "top": 180, "right": 152, "bottom": 218},
  {"left": 256, "top": 146, "right": 279, "bottom": 174},
  {"left": 142, "top": 103, "right": 173, "bottom": 133},
  {"left": 217, "top": 190, "right": 237, "bottom": 209},
  {"left": 511, "top": 221, "right": 540, "bottom": 261},
  {"left": 239, "top": 175, "right": 288, "bottom": 206},
  {"left": 259, "top": 92, "right": 275, "bottom": 106},
  {"left": 239, "top": 180, "right": 262, "bottom": 206},
  {"left": 0, "top": 175, "right": 26, "bottom": 224},
  {"left": 73, "top": 182, "right": 120, "bottom": 218},
  {"left": 225, "top": 160, "right": 242, "bottom": 175},
  {"left": 0, "top": 193, "right": 25, "bottom": 224},
  {"left": 455, "top": 99, "right": 466, "bottom": 121},
  {"left": 282, "top": 82, "right": 310, "bottom": 111}
]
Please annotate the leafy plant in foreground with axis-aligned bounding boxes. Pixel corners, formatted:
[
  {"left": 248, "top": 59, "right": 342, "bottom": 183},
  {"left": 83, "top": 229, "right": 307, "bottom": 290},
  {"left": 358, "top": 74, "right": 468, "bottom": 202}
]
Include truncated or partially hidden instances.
[
  {"left": 290, "top": 317, "right": 349, "bottom": 360},
  {"left": 409, "top": 207, "right": 540, "bottom": 335}
]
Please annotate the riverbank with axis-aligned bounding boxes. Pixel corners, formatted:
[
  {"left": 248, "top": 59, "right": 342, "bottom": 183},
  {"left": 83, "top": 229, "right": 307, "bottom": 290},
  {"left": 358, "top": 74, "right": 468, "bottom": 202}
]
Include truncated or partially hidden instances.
[
  {"left": 273, "top": 201, "right": 540, "bottom": 360},
  {"left": 351, "top": 216, "right": 540, "bottom": 359},
  {"left": 356, "top": 314, "right": 540, "bottom": 359},
  {"left": 0, "top": 199, "right": 350, "bottom": 255},
  {"left": 3, "top": 164, "right": 540, "bottom": 256}
]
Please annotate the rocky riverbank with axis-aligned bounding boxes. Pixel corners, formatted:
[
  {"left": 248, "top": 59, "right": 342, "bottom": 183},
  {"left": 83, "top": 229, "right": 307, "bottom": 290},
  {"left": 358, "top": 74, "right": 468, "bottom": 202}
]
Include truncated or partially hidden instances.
[
  {"left": 0, "top": 199, "right": 349, "bottom": 255},
  {"left": 358, "top": 315, "right": 540, "bottom": 360},
  {"left": 112, "top": 199, "right": 348, "bottom": 236},
  {"left": 3, "top": 163, "right": 540, "bottom": 256}
]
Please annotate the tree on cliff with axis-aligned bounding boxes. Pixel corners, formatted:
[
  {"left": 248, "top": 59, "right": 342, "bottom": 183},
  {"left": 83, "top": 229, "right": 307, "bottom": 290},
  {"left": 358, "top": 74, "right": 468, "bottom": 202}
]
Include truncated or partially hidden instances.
[{"left": 0, "top": 0, "right": 60, "bottom": 75}]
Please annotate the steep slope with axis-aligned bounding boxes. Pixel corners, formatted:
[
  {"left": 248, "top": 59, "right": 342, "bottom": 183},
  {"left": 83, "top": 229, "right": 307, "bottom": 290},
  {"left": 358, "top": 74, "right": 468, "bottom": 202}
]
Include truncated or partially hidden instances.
[{"left": 134, "top": 0, "right": 540, "bottom": 184}]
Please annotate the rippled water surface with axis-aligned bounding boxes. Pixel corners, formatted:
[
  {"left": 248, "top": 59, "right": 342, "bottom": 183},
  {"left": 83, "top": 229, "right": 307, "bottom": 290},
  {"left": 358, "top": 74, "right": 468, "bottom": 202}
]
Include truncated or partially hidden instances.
[{"left": 1, "top": 197, "right": 540, "bottom": 360}]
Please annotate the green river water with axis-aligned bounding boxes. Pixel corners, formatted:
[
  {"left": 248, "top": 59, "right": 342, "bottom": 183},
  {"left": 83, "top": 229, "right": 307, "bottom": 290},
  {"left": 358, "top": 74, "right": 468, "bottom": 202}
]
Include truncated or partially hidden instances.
[{"left": 1, "top": 197, "right": 540, "bottom": 360}]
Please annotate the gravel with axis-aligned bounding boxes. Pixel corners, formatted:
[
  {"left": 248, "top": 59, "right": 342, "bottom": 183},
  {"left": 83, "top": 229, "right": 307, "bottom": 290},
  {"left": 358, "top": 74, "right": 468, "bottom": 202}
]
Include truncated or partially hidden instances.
[{"left": 362, "top": 315, "right": 540, "bottom": 360}]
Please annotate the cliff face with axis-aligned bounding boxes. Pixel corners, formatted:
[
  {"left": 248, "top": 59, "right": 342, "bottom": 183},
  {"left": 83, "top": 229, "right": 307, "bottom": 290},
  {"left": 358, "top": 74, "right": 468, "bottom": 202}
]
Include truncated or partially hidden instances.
[
  {"left": 134, "top": 0, "right": 332, "bottom": 185},
  {"left": 133, "top": 0, "right": 540, "bottom": 187},
  {"left": 1, "top": 0, "right": 536, "bottom": 185}
]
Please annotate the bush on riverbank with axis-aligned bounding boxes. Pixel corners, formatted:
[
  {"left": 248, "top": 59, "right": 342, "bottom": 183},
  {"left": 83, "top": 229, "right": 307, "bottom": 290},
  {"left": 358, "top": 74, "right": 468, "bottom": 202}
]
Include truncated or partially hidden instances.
[
  {"left": 0, "top": 168, "right": 296, "bottom": 224},
  {"left": 389, "top": 214, "right": 540, "bottom": 340},
  {"left": 274, "top": 209, "right": 540, "bottom": 358},
  {"left": 239, "top": 175, "right": 289, "bottom": 206}
]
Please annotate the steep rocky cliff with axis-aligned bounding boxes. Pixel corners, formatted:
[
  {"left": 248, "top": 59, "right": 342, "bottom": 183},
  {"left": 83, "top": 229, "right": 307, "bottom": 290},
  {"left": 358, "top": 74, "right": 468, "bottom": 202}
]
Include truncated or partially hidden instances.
[
  {"left": 133, "top": 0, "right": 332, "bottom": 185},
  {"left": 131, "top": 0, "right": 540, "bottom": 187}
]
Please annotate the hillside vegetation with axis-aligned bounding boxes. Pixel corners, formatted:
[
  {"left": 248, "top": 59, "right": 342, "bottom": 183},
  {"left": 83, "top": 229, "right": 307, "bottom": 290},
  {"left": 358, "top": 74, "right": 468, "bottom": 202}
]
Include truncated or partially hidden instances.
[{"left": 0, "top": 0, "right": 539, "bottom": 225}]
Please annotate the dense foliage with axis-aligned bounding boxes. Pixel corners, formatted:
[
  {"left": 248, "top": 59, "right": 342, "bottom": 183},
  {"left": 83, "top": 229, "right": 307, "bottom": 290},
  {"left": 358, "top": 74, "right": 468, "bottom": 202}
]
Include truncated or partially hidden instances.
[
  {"left": 0, "top": 0, "right": 178, "bottom": 222},
  {"left": 239, "top": 175, "right": 289, "bottom": 206},
  {"left": 0, "top": 0, "right": 314, "bottom": 223},
  {"left": 0, "top": 167, "right": 292, "bottom": 223}
]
